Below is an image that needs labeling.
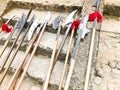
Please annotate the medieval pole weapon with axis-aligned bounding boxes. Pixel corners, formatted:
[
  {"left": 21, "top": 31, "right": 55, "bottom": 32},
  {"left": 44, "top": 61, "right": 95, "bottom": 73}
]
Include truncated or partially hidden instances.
[
  {"left": 6, "top": 15, "right": 47, "bottom": 90},
  {"left": 58, "top": 20, "right": 80, "bottom": 90},
  {"left": 84, "top": 0, "right": 100, "bottom": 90},
  {"left": 0, "top": 16, "right": 19, "bottom": 57},
  {"left": 42, "top": 16, "right": 62, "bottom": 90},
  {"left": 14, "top": 12, "right": 51, "bottom": 90},
  {"left": 0, "top": 9, "right": 32, "bottom": 72},
  {"left": 0, "top": 15, "right": 35, "bottom": 85},
  {"left": 42, "top": 11, "right": 77, "bottom": 90}
]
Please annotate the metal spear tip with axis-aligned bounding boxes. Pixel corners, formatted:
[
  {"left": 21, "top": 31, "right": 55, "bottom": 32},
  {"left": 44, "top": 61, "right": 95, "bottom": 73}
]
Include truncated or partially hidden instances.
[
  {"left": 63, "top": 10, "right": 77, "bottom": 27},
  {"left": 52, "top": 16, "right": 61, "bottom": 30},
  {"left": 92, "top": 0, "right": 100, "bottom": 7}
]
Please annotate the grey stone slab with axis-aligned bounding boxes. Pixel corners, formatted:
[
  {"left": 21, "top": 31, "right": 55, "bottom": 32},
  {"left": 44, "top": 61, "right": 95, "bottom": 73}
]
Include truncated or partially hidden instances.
[
  {"left": 2, "top": 8, "right": 69, "bottom": 25},
  {"left": 0, "top": 45, "right": 65, "bottom": 87},
  {"left": 12, "top": 0, "right": 84, "bottom": 6},
  {"left": 0, "top": 30, "right": 74, "bottom": 58}
]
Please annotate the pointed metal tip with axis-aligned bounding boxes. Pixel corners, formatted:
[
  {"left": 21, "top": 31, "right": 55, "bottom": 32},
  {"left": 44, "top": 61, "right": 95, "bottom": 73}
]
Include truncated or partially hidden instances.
[{"left": 63, "top": 9, "right": 78, "bottom": 27}]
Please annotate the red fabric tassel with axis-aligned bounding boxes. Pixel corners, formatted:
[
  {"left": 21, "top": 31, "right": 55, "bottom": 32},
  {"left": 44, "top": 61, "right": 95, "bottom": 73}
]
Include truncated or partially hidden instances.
[
  {"left": 71, "top": 20, "right": 80, "bottom": 30},
  {"left": 88, "top": 11, "right": 102, "bottom": 23},
  {"left": 1, "top": 23, "right": 12, "bottom": 33}
]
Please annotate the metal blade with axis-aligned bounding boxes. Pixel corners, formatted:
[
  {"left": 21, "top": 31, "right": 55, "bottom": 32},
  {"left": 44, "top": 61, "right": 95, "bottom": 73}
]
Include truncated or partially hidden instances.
[
  {"left": 79, "top": 15, "right": 90, "bottom": 39},
  {"left": 15, "top": 13, "right": 27, "bottom": 30},
  {"left": 28, "top": 17, "right": 40, "bottom": 40},
  {"left": 52, "top": 16, "right": 61, "bottom": 30},
  {"left": 63, "top": 10, "right": 77, "bottom": 26}
]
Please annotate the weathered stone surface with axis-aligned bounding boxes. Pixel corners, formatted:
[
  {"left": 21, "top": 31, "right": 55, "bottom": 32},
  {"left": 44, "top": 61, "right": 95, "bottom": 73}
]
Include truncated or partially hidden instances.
[
  {"left": 30, "top": 86, "right": 40, "bottom": 90},
  {"left": 101, "top": 16, "right": 120, "bottom": 34},
  {"left": 111, "top": 69, "right": 120, "bottom": 79},
  {"left": 5, "top": 0, "right": 83, "bottom": 14},
  {"left": 0, "top": 30, "right": 74, "bottom": 60},
  {"left": 116, "top": 62, "right": 120, "bottom": 70},
  {"left": 107, "top": 83, "right": 114, "bottom": 90},
  {"left": 108, "top": 60, "right": 117, "bottom": 69},
  {"left": 94, "top": 76, "right": 102, "bottom": 85},
  {"left": 98, "top": 82, "right": 107, "bottom": 90},
  {"left": 0, "top": 45, "right": 65, "bottom": 87},
  {"left": 104, "top": 0, "right": 120, "bottom": 16}
]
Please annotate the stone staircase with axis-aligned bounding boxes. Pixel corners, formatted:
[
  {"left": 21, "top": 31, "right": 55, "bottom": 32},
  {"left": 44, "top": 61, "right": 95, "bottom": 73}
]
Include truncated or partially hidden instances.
[{"left": 0, "top": 0, "right": 115, "bottom": 90}]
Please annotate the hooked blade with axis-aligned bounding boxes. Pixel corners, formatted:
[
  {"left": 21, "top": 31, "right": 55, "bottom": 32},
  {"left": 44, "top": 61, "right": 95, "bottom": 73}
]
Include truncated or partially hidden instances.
[
  {"left": 52, "top": 16, "right": 61, "bottom": 30},
  {"left": 15, "top": 13, "right": 27, "bottom": 30},
  {"left": 28, "top": 17, "right": 40, "bottom": 40},
  {"left": 63, "top": 10, "right": 77, "bottom": 26}
]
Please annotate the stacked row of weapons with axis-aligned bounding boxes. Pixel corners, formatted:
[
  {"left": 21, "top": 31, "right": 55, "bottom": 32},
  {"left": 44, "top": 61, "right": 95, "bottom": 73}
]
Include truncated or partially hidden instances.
[{"left": 0, "top": 0, "right": 102, "bottom": 90}]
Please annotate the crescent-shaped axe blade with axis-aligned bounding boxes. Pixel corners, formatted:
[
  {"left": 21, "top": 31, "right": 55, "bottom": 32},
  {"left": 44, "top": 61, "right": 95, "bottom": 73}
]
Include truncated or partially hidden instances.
[{"left": 52, "top": 16, "right": 61, "bottom": 30}]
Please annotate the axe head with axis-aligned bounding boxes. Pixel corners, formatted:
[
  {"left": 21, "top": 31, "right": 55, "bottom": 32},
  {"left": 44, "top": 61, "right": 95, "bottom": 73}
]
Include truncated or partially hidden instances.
[
  {"left": 52, "top": 16, "right": 61, "bottom": 30},
  {"left": 92, "top": 0, "right": 100, "bottom": 7},
  {"left": 15, "top": 13, "right": 27, "bottom": 30},
  {"left": 63, "top": 10, "right": 77, "bottom": 26}
]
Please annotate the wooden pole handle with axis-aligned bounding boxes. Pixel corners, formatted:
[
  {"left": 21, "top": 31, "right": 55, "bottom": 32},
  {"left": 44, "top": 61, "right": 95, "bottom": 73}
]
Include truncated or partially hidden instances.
[
  {"left": 84, "top": 28, "right": 96, "bottom": 90},
  {"left": 59, "top": 29, "right": 74, "bottom": 90}
]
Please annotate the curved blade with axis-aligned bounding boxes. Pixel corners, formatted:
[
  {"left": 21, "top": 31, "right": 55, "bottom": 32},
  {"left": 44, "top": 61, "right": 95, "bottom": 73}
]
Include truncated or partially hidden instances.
[
  {"left": 28, "top": 17, "right": 40, "bottom": 40},
  {"left": 15, "top": 13, "right": 27, "bottom": 30},
  {"left": 52, "top": 16, "right": 61, "bottom": 29},
  {"left": 63, "top": 10, "right": 77, "bottom": 26},
  {"left": 79, "top": 15, "right": 90, "bottom": 39}
]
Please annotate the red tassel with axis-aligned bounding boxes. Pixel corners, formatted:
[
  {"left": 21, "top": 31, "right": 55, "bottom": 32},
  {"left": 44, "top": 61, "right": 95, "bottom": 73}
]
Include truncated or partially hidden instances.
[
  {"left": 71, "top": 20, "right": 80, "bottom": 30},
  {"left": 88, "top": 11, "right": 102, "bottom": 23},
  {"left": 1, "top": 23, "right": 12, "bottom": 33}
]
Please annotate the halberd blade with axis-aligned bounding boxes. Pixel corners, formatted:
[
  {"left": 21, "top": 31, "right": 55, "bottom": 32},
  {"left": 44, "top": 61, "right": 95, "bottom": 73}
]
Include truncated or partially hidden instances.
[
  {"left": 52, "top": 16, "right": 61, "bottom": 30},
  {"left": 15, "top": 13, "right": 27, "bottom": 30},
  {"left": 63, "top": 10, "right": 77, "bottom": 26},
  {"left": 28, "top": 17, "right": 40, "bottom": 40}
]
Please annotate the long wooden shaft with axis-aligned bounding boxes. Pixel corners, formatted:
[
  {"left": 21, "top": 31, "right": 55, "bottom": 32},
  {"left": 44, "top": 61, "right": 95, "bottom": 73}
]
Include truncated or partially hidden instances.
[
  {"left": 84, "top": 28, "right": 96, "bottom": 90},
  {"left": 0, "top": 10, "right": 32, "bottom": 71},
  {"left": 0, "top": 9, "right": 31, "bottom": 58},
  {"left": 0, "top": 29, "right": 24, "bottom": 72},
  {"left": 0, "top": 22, "right": 18, "bottom": 57},
  {"left": 15, "top": 22, "right": 47, "bottom": 90},
  {"left": 59, "top": 29, "right": 74, "bottom": 90},
  {"left": 53, "top": 25, "right": 71, "bottom": 65},
  {"left": 0, "top": 17, "right": 34, "bottom": 85},
  {"left": 6, "top": 26, "right": 41, "bottom": 90},
  {"left": 42, "top": 23, "right": 61, "bottom": 90},
  {"left": 41, "top": 25, "right": 70, "bottom": 90},
  {"left": 63, "top": 30, "right": 82, "bottom": 90},
  {"left": 64, "top": 59, "right": 75, "bottom": 90}
]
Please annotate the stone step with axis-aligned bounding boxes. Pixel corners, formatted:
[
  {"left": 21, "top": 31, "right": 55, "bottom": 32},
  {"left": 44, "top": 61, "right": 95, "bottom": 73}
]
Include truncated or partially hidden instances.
[
  {"left": 5, "top": 0, "right": 84, "bottom": 14},
  {"left": 0, "top": 29, "right": 74, "bottom": 60},
  {"left": 101, "top": 16, "right": 120, "bottom": 34},
  {"left": 104, "top": 0, "right": 120, "bottom": 16},
  {"left": 0, "top": 45, "right": 66, "bottom": 89},
  {"left": 2, "top": 8, "right": 76, "bottom": 34},
  {"left": 1, "top": 8, "right": 76, "bottom": 60}
]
